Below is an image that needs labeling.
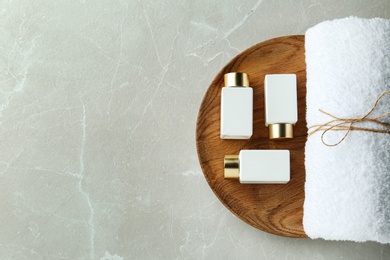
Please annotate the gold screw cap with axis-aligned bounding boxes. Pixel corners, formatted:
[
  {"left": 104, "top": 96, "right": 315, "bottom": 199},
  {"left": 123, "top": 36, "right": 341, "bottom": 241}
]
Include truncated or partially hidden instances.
[
  {"left": 224, "top": 72, "right": 249, "bottom": 87},
  {"left": 224, "top": 155, "right": 239, "bottom": 179},
  {"left": 269, "top": 123, "right": 294, "bottom": 139}
]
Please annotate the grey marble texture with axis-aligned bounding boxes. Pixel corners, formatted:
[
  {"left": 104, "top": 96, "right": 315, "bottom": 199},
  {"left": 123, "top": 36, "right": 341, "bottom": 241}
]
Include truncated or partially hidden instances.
[{"left": 0, "top": 0, "right": 389, "bottom": 259}]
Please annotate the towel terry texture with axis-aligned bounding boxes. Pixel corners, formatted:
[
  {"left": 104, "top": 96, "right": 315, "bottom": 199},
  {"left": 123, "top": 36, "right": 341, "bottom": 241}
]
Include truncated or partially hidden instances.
[{"left": 304, "top": 17, "right": 390, "bottom": 243}]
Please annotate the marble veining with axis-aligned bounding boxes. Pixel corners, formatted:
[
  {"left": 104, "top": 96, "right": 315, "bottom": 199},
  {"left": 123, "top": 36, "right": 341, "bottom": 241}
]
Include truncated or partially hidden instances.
[{"left": 0, "top": 0, "right": 390, "bottom": 259}]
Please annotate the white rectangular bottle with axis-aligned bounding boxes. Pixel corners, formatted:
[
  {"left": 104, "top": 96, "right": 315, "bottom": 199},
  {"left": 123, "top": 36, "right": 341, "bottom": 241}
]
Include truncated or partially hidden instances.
[
  {"left": 220, "top": 72, "right": 253, "bottom": 139},
  {"left": 264, "top": 74, "right": 297, "bottom": 139},
  {"left": 224, "top": 150, "right": 290, "bottom": 184}
]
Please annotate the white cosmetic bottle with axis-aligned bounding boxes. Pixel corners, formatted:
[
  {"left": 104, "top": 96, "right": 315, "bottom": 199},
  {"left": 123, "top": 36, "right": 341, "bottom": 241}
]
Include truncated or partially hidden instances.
[
  {"left": 220, "top": 72, "right": 253, "bottom": 139},
  {"left": 264, "top": 74, "right": 298, "bottom": 139},
  {"left": 224, "top": 150, "right": 290, "bottom": 184}
]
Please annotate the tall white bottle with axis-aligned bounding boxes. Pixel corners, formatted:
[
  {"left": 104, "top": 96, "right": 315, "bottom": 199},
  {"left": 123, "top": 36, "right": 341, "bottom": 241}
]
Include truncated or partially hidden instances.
[
  {"left": 220, "top": 72, "right": 253, "bottom": 139},
  {"left": 224, "top": 150, "right": 290, "bottom": 184},
  {"left": 264, "top": 74, "right": 298, "bottom": 139}
]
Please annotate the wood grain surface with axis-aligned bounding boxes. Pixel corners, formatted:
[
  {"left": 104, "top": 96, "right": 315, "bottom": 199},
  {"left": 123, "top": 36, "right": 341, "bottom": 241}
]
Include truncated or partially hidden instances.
[{"left": 196, "top": 35, "right": 307, "bottom": 238}]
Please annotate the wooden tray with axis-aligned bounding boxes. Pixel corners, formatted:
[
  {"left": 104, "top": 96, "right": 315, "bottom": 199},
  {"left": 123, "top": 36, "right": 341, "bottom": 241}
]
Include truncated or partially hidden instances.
[{"left": 196, "top": 35, "right": 307, "bottom": 238}]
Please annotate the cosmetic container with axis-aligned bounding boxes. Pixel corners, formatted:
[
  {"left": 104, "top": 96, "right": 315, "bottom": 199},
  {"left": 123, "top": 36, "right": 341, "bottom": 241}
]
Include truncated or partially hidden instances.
[
  {"left": 224, "top": 150, "right": 290, "bottom": 184},
  {"left": 220, "top": 72, "right": 253, "bottom": 139},
  {"left": 264, "top": 74, "right": 297, "bottom": 139}
]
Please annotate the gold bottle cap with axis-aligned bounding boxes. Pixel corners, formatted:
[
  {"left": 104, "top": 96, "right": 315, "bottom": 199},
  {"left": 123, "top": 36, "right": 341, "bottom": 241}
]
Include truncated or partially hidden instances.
[
  {"left": 269, "top": 123, "right": 294, "bottom": 139},
  {"left": 224, "top": 155, "right": 239, "bottom": 179},
  {"left": 224, "top": 72, "right": 249, "bottom": 87}
]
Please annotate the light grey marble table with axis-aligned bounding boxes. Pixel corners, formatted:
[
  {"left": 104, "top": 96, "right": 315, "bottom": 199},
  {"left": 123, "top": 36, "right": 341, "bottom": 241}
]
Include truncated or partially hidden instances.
[{"left": 0, "top": 0, "right": 389, "bottom": 259}]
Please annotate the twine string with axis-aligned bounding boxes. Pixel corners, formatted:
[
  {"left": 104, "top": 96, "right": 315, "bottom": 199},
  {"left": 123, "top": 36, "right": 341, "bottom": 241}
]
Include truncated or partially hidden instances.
[{"left": 308, "top": 90, "right": 390, "bottom": 147}]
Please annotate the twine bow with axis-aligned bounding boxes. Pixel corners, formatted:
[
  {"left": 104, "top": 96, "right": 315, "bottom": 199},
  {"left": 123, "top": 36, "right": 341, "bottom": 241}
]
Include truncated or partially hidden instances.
[{"left": 308, "top": 90, "right": 390, "bottom": 147}]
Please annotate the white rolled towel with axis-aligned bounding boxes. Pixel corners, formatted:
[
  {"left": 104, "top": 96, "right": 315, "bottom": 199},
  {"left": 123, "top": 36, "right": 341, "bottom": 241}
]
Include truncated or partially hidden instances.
[{"left": 304, "top": 17, "right": 390, "bottom": 243}]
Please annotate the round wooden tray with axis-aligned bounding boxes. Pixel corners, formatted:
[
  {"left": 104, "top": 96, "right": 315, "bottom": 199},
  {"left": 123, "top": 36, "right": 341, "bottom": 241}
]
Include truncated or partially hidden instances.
[{"left": 196, "top": 35, "right": 307, "bottom": 238}]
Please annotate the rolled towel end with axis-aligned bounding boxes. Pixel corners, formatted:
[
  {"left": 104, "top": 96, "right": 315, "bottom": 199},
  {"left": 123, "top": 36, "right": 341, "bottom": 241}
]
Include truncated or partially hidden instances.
[{"left": 304, "top": 17, "right": 390, "bottom": 244}]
